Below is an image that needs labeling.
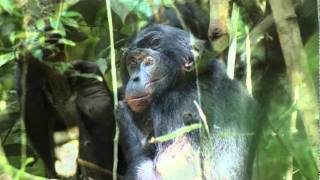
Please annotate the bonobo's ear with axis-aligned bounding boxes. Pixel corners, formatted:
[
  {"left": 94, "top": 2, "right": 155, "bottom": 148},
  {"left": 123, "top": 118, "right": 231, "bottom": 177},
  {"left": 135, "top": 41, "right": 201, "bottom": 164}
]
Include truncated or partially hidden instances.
[
  {"left": 182, "top": 37, "right": 205, "bottom": 72},
  {"left": 182, "top": 56, "right": 195, "bottom": 72}
]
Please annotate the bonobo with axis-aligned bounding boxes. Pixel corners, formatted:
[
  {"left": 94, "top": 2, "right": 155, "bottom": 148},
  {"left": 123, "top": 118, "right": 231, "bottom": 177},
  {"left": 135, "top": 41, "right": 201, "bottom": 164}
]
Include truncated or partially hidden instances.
[
  {"left": 117, "top": 24, "right": 260, "bottom": 180},
  {"left": 16, "top": 58, "right": 117, "bottom": 179}
]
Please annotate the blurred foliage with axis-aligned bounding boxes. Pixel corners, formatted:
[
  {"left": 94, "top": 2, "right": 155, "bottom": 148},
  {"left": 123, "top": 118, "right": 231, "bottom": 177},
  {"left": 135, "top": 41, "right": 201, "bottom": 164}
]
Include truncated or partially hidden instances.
[{"left": 0, "top": 0, "right": 318, "bottom": 179}]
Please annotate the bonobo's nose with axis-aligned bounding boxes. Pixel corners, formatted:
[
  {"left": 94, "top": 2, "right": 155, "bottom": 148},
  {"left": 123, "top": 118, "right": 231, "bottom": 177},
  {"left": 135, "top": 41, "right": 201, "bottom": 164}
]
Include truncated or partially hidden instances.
[
  {"left": 132, "top": 76, "right": 140, "bottom": 82},
  {"left": 125, "top": 79, "right": 147, "bottom": 98}
]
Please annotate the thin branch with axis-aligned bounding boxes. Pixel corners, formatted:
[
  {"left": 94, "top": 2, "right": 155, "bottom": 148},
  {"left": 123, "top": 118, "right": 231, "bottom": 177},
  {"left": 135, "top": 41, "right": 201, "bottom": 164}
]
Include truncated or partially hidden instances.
[
  {"left": 78, "top": 158, "right": 123, "bottom": 180},
  {"left": 105, "top": 1, "right": 119, "bottom": 180}
]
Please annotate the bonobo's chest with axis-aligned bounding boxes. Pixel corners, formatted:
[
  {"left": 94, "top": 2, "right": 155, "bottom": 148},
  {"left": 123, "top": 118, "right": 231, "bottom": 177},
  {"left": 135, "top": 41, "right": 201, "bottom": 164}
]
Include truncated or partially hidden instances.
[{"left": 150, "top": 88, "right": 201, "bottom": 136}]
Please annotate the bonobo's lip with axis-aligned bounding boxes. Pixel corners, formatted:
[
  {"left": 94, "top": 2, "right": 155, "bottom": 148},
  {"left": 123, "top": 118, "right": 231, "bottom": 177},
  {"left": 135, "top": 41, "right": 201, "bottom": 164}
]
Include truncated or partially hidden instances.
[
  {"left": 126, "top": 93, "right": 151, "bottom": 112},
  {"left": 126, "top": 93, "right": 151, "bottom": 101}
]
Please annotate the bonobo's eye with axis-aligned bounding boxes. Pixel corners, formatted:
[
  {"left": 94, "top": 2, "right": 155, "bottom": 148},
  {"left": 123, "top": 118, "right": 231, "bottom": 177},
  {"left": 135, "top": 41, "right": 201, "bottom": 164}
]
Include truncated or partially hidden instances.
[
  {"left": 129, "top": 58, "right": 138, "bottom": 66},
  {"left": 143, "top": 56, "right": 154, "bottom": 66}
]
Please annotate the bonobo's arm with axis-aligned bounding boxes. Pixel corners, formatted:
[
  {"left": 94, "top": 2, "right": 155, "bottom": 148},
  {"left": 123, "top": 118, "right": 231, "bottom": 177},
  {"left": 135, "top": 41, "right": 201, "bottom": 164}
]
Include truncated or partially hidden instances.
[
  {"left": 116, "top": 101, "right": 154, "bottom": 179},
  {"left": 117, "top": 101, "right": 148, "bottom": 161},
  {"left": 70, "top": 61, "right": 116, "bottom": 175}
]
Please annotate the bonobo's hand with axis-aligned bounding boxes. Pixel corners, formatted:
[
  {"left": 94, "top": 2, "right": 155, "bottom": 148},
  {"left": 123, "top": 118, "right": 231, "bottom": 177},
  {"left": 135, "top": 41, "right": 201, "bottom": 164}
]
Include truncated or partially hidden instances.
[{"left": 116, "top": 101, "right": 133, "bottom": 128}]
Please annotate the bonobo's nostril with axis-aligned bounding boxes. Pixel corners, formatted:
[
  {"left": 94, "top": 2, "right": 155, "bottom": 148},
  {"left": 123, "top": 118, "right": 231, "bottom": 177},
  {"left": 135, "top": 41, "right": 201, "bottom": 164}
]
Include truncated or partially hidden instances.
[{"left": 133, "top": 76, "right": 140, "bottom": 82}]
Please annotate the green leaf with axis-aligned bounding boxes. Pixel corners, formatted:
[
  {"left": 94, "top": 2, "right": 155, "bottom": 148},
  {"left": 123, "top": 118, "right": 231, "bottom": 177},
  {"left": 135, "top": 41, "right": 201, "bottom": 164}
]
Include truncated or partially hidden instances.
[
  {"left": 149, "top": 123, "right": 202, "bottom": 143},
  {"left": 0, "top": 52, "right": 15, "bottom": 67},
  {"left": 61, "top": 11, "right": 82, "bottom": 18},
  {"left": 0, "top": 0, "right": 15, "bottom": 14},
  {"left": 110, "top": 0, "right": 138, "bottom": 22},
  {"left": 110, "top": 0, "right": 160, "bottom": 22},
  {"left": 35, "top": 19, "right": 45, "bottom": 31},
  {"left": 49, "top": 17, "right": 66, "bottom": 32},
  {"left": 120, "top": 24, "right": 134, "bottom": 36},
  {"left": 31, "top": 49, "right": 43, "bottom": 61},
  {"left": 58, "top": 38, "right": 75, "bottom": 46},
  {"left": 61, "top": 17, "right": 79, "bottom": 28},
  {"left": 73, "top": 72, "right": 103, "bottom": 82},
  {"left": 162, "top": 0, "right": 173, "bottom": 6}
]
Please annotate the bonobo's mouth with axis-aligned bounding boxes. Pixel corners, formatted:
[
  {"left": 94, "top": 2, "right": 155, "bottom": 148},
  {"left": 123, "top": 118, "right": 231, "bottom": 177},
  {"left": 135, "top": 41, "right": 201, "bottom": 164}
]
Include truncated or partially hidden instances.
[
  {"left": 126, "top": 93, "right": 151, "bottom": 112},
  {"left": 126, "top": 93, "right": 151, "bottom": 101}
]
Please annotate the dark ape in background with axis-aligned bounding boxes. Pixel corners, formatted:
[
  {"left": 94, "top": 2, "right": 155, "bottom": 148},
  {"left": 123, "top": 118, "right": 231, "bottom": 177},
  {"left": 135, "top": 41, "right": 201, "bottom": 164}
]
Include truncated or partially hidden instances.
[
  {"left": 117, "top": 24, "right": 260, "bottom": 180},
  {"left": 16, "top": 58, "right": 119, "bottom": 179}
]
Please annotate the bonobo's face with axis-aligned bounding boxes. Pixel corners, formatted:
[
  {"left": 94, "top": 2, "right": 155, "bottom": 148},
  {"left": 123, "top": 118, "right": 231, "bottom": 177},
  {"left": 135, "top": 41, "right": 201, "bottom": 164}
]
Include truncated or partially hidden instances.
[
  {"left": 123, "top": 24, "right": 198, "bottom": 112},
  {"left": 124, "top": 48, "right": 177, "bottom": 112}
]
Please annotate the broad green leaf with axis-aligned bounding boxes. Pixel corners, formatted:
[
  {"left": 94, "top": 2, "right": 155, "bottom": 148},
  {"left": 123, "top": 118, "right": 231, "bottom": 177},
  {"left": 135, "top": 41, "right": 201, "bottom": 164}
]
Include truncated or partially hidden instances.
[
  {"left": 58, "top": 38, "right": 75, "bottom": 46},
  {"left": 61, "top": 17, "right": 79, "bottom": 28},
  {"left": 110, "top": 0, "right": 139, "bottom": 22},
  {"left": 49, "top": 17, "right": 66, "bottom": 34},
  {"left": 110, "top": 0, "right": 160, "bottom": 22},
  {"left": 0, "top": 52, "right": 15, "bottom": 67},
  {"left": 48, "top": 17, "right": 66, "bottom": 36},
  {"left": 162, "top": 0, "right": 172, "bottom": 6},
  {"left": 133, "top": 0, "right": 153, "bottom": 18},
  {"left": 0, "top": 0, "right": 15, "bottom": 14}
]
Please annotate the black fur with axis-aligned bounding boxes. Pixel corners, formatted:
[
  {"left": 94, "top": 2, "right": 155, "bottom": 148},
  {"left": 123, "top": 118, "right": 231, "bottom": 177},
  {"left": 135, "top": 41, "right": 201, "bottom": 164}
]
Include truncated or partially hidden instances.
[
  {"left": 118, "top": 24, "right": 260, "bottom": 180},
  {"left": 16, "top": 59, "right": 119, "bottom": 179}
]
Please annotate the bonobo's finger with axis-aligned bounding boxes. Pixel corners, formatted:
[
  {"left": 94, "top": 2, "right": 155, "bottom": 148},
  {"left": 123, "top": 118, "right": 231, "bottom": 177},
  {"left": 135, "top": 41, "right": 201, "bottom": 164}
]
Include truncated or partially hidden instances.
[
  {"left": 118, "top": 100, "right": 130, "bottom": 111},
  {"left": 115, "top": 101, "right": 128, "bottom": 122},
  {"left": 116, "top": 101, "right": 135, "bottom": 127}
]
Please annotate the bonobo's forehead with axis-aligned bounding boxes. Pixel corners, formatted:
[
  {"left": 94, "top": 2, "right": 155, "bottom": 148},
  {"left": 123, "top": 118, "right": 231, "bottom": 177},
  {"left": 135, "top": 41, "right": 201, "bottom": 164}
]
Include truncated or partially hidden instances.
[
  {"left": 129, "top": 24, "right": 192, "bottom": 50},
  {"left": 126, "top": 24, "right": 196, "bottom": 65},
  {"left": 125, "top": 48, "right": 161, "bottom": 60}
]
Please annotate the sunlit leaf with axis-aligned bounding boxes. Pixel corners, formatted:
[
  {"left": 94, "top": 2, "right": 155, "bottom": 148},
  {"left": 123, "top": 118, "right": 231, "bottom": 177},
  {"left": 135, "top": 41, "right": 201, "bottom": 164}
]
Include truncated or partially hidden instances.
[
  {"left": 110, "top": 0, "right": 139, "bottom": 22},
  {"left": 162, "top": 0, "right": 172, "bottom": 6},
  {"left": 110, "top": 0, "right": 159, "bottom": 22},
  {"left": 0, "top": 52, "right": 15, "bottom": 67},
  {"left": 58, "top": 38, "right": 75, "bottom": 46},
  {"left": 61, "top": 17, "right": 79, "bottom": 28},
  {"left": 0, "top": 0, "right": 15, "bottom": 14},
  {"left": 73, "top": 72, "right": 103, "bottom": 82},
  {"left": 149, "top": 123, "right": 202, "bottom": 143},
  {"left": 49, "top": 17, "right": 66, "bottom": 34},
  {"left": 61, "top": 11, "right": 82, "bottom": 18},
  {"left": 35, "top": 19, "right": 45, "bottom": 31},
  {"left": 49, "top": 29, "right": 66, "bottom": 37}
]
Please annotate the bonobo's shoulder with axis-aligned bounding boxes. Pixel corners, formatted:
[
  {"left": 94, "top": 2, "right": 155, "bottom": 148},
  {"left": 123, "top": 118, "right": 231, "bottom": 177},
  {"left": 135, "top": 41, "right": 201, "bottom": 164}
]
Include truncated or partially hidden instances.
[
  {"left": 204, "top": 60, "right": 245, "bottom": 92},
  {"left": 206, "top": 60, "right": 228, "bottom": 79}
]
